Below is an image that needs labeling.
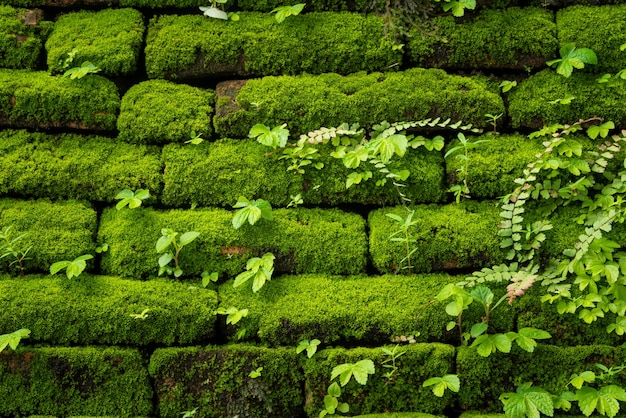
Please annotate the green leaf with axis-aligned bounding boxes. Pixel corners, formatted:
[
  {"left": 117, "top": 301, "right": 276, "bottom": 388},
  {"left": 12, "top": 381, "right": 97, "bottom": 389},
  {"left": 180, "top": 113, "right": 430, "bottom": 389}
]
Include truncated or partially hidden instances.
[
  {"left": 470, "top": 322, "right": 488, "bottom": 338},
  {"left": 327, "top": 382, "right": 341, "bottom": 397},
  {"left": 569, "top": 371, "right": 595, "bottom": 389},
  {"left": 423, "top": 374, "right": 460, "bottom": 397},
  {"left": 500, "top": 384, "right": 554, "bottom": 418},
  {"left": 0, "top": 328, "right": 30, "bottom": 353},
  {"left": 249, "top": 124, "right": 289, "bottom": 148},
  {"left": 323, "top": 394, "right": 338, "bottom": 414},
  {"left": 271, "top": 3, "right": 305, "bottom": 23},
  {"left": 158, "top": 252, "right": 173, "bottom": 268},
  {"left": 179, "top": 231, "right": 200, "bottom": 246},
  {"left": 331, "top": 359, "right": 375, "bottom": 386},
  {"left": 50, "top": 260, "right": 71, "bottom": 276}
]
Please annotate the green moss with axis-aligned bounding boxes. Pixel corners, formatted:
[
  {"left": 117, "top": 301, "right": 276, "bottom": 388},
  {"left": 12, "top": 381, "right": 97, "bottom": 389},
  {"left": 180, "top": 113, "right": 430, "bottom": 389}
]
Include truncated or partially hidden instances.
[
  {"left": 457, "top": 344, "right": 626, "bottom": 412},
  {"left": 303, "top": 344, "right": 455, "bottom": 416},
  {"left": 217, "top": 274, "right": 515, "bottom": 346},
  {"left": 0, "top": 0, "right": 45, "bottom": 6},
  {"left": 0, "top": 275, "right": 217, "bottom": 345},
  {"left": 0, "top": 198, "right": 96, "bottom": 274},
  {"left": 98, "top": 207, "right": 367, "bottom": 278},
  {"left": 445, "top": 134, "right": 545, "bottom": 200},
  {"left": 509, "top": 69, "right": 626, "bottom": 129},
  {"left": 0, "top": 346, "right": 152, "bottom": 416},
  {"left": 161, "top": 138, "right": 444, "bottom": 208},
  {"left": 215, "top": 68, "right": 504, "bottom": 138},
  {"left": 0, "top": 6, "right": 51, "bottom": 69},
  {"left": 557, "top": 5, "right": 626, "bottom": 74},
  {"left": 145, "top": 13, "right": 400, "bottom": 79},
  {"left": 45, "top": 8, "right": 144, "bottom": 76},
  {"left": 161, "top": 139, "right": 303, "bottom": 208},
  {"left": 0, "top": 129, "right": 162, "bottom": 202},
  {"left": 355, "top": 414, "right": 441, "bottom": 418},
  {"left": 408, "top": 7, "right": 556, "bottom": 70},
  {"left": 119, "top": 0, "right": 206, "bottom": 6},
  {"left": 118, "top": 80, "right": 215, "bottom": 145},
  {"left": 369, "top": 202, "right": 504, "bottom": 274},
  {"left": 0, "top": 69, "right": 119, "bottom": 130},
  {"left": 236, "top": 0, "right": 371, "bottom": 11},
  {"left": 149, "top": 345, "right": 303, "bottom": 418}
]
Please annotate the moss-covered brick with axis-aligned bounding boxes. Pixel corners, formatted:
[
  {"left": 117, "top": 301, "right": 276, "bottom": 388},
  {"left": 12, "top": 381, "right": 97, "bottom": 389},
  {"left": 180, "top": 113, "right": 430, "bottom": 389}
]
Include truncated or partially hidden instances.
[
  {"left": 214, "top": 69, "right": 504, "bottom": 138},
  {"left": 45, "top": 8, "right": 144, "bottom": 76},
  {"left": 149, "top": 345, "right": 303, "bottom": 418},
  {"left": 161, "top": 138, "right": 444, "bottom": 208},
  {"left": 354, "top": 414, "right": 442, "bottom": 418},
  {"left": 0, "top": 275, "right": 217, "bottom": 345},
  {"left": 98, "top": 207, "right": 367, "bottom": 278},
  {"left": 217, "top": 274, "right": 515, "bottom": 346},
  {"left": 235, "top": 0, "right": 372, "bottom": 11},
  {"left": 557, "top": 5, "right": 626, "bottom": 74},
  {"left": 0, "top": 6, "right": 52, "bottom": 69},
  {"left": 145, "top": 13, "right": 400, "bottom": 79},
  {"left": 0, "top": 346, "right": 152, "bottom": 416},
  {"left": 0, "top": 198, "right": 96, "bottom": 274},
  {"left": 0, "top": 130, "right": 162, "bottom": 202},
  {"left": 509, "top": 70, "right": 626, "bottom": 129},
  {"left": 118, "top": 80, "right": 215, "bottom": 145},
  {"left": 457, "top": 344, "right": 626, "bottom": 412},
  {"left": 369, "top": 202, "right": 504, "bottom": 274},
  {"left": 303, "top": 344, "right": 455, "bottom": 417},
  {"left": 0, "top": 69, "right": 119, "bottom": 130},
  {"left": 408, "top": 7, "right": 556, "bottom": 70},
  {"left": 445, "top": 134, "right": 546, "bottom": 200},
  {"left": 119, "top": 0, "right": 203, "bottom": 6}
]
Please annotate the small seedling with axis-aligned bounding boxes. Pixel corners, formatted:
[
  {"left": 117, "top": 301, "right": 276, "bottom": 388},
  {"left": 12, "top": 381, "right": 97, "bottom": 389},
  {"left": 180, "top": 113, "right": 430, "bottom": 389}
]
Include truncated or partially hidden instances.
[
  {"left": 386, "top": 210, "right": 419, "bottom": 273},
  {"left": 232, "top": 197, "right": 273, "bottom": 229},
  {"left": 215, "top": 306, "right": 248, "bottom": 325},
  {"left": 201, "top": 271, "right": 218, "bottom": 287},
  {"left": 331, "top": 359, "right": 375, "bottom": 386},
  {"left": 484, "top": 113, "right": 502, "bottom": 135},
  {"left": 63, "top": 61, "right": 101, "bottom": 79},
  {"left": 200, "top": 0, "right": 228, "bottom": 20},
  {"left": 0, "top": 225, "right": 32, "bottom": 276},
  {"left": 547, "top": 43, "right": 597, "bottom": 78},
  {"left": 115, "top": 189, "right": 150, "bottom": 210},
  {"left": 233, "top": 252, "right": 275, "bottom": 292},
  {"left": 249, "top": 123, "right": 289, "bottom": 149},
  {"left": 296, "top": 339, "right": 321, "bottom": 358},
  {"left": 423, "top": 374, "right": 460, "bottom": 397},
  {"left": 548, "top": 95, "right": 576, "bottom": 105},
  {"left": 434, "top": 0, "right": 476, "bottom": 17},
  {"left": 499, "top": 80, "right": 517, "bottom": 93},
  {"left": 0, "top": 329, "right": 30, "bottom": 353},
  {"left": 270, "top": 3, "right": 305, "bottom": 23},
  {"left": 50, "top": 254, "right": 93, "bottom": 279},
  {"left": 180, "top": 407, "right": 198, "bottom": 418},
  {"left": 95, "top": 243, "right": 109, "bottom": 253},
  {"left": 287, "top": 194, "right": 303, "bottom": 208},
  {"left": 185, "top": 131, "right": 204, "bottom": 145},
  {"left": 130, "top": 308, "right": 151, "bottom": 320},
  {"left": 156, "top": 229, "right": 200, "bottom": 277},
  {"left": 249, "top": 367, "right": 263, "bottom": 378},
  {"left": 381, "top": 344, "right": 406, "bottom": 380}
]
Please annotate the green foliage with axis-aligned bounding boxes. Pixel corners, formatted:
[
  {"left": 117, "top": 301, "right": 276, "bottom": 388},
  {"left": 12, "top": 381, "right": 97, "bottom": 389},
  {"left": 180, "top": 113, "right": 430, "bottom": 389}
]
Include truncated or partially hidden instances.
[
  {"left": 0, "top": 6, "right": 50, "bottom": 70},
  {"left": 407, "top": 8, "right": 556, "bottom": 70},
  {"left": 320, "top": 382, "right": 350, "bottom": 417},
  {"left": 145, "top": 13, "right": 400, "bottom": 79},
  {"left": 270, "top": 3, "right": 305, "bottom": 23},
  {"left": 63, "top": 61, "right": 101, "bottom": 79},
  {"left": 0, "top": 346, "right": 153, "bottom": 416},
  {"left": 0, "top": 130, "right": 162, "bottom": 202},
  {"left": 232, "top": 197, "right": 273, "bottom": 229},
  {"left": 215, "top": 306, "right": 249, "bottom": 325},
  {"left": 381, "top": 344, "right": 406, "bottom": 380},
  {"left": 0, "top": 328, "right": 29, "bottom": 353},
  {"left": 215, "top": 68, "right": 503, "bottom": 138},
  {"left": 331, "top": 359, "right": 375, "bottom": 386},
  {"left": 0, "top": 69, "right": 119, "bottom": 130},
  {"left": 46, "top": 8, "right": 145, "bottom": 76},
  {"left": 118, "top": 80, "right": 215, "bottom": 145},
  {"left": 115, "top": 188, "right": 150, "bottom": 210},
  {"left": 0, "top": 276, "right": 218, "bottom": 345},
  {"left": 233, "top": 252, "right": 275, "bottom": 292},
  {"left": 386, "top": 210, "right": 418, "bottom": 273},
  {"left": 435, "top": 0, "right": 476, "bottom": 17},
  {"left": 0, "top": 199, "right": 96, "bottom": 274},
  {"left": 156, "top": 228, "right": 200, "bottom": 277},
  {"left": 547, "top": 43, "right": 598, "bottom": 78},
  {"left": 297, "top": 338, "right": 321, "bottom": 358},
  {"left": 423, "top": 374, "right": 460, "bottom": 397},
  {"left": 0, "top": 225, "right": 31, "bottom": 275},
  {"left": 249, "top": 123, "right": 289, "bottom": 149},
  {"left": 444, "top": 133, "right": 490, "bottom": 202},
  {"left": 500, "top": 80, "right": 517, "bottom": 93},
  {"left": 500, "top": 383, "right": 554, "bottom": 418},
  {"left": 149, "top": 346, "right": 303, "bottom": 418},
  {"left": 200, "top": 0, "right": 229, "bottom": 20},
  {"left": 49, "top": 254, "right": 93, "bottom": 279}
]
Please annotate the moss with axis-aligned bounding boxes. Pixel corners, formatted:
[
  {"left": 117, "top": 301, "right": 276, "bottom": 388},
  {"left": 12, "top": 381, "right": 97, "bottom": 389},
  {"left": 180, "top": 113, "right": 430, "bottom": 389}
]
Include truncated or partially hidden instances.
[
  {"left": 0, "top": 6, "right": 51, "bottom": 69},
  {"left": 161, "top": 138, "right": 444, "bottom": 208},
  {"left": 119, "top": 0, "right": 205, "bottom": 6},
  {"left": 445, "top": 134, "right": 546, "bottom": 200},
  {"left": 303, "top": 344, "right": 456, "bottom": 416},
  {"left": 557, "top": 4, "right": 626, "bottom": 74},
  {"left": 0, "top": 69, "right": 119, "bottom": 130},
  {"left": 149, "top": 345, "right": 303, "bottom": 418},
  {"left": 509, "top": 69, "right": 626, "bottom": 129},
  {"left": 0, "top": 346, "right": 152, "bottom": 416},
  {"left": 45, "top": 8, "right": 144, "bottom": 76},
  {"left": 0, "top": 1, "right": 45, "bottom": 6},
  {"left": 0, "top": 129, "right": 162, "bottom": 202},
  {"left": 355, "top": 414, "right": 442, "bottom": 418},
  {"left": 98, "top": 207, "right": 367, "bottom": 278},
  {"left": 369, "top": 202, "right": 504, "bottom": 274},
  {"left": 214, "top": 68, "right": 504, "bottom": 138},
  {"left": 0, "top": 198, "right": 96, "bottom": 274},
  {"left": 161, "top": 139, "right": 303, "bottom": 208},
  {"left": 457, "top": 344, "right": 626, "bottom": 412},
  {"left": 145, "top": 13, "right": 400, "bottom": 79},
  {"left": 235, "top": 0, "right": 371, "bottom": 11},
  {"left": 217, "top": 274, "right": 515, "bottom": 346},
  {"left": 0, "top": 275, "right": 217, "bottom": 345},
  {"left": 118, "top": 80, "right": 215, "bottom": 145},
  {"left": 408, "top": 7, "right": 556, "bottom": 70}
]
